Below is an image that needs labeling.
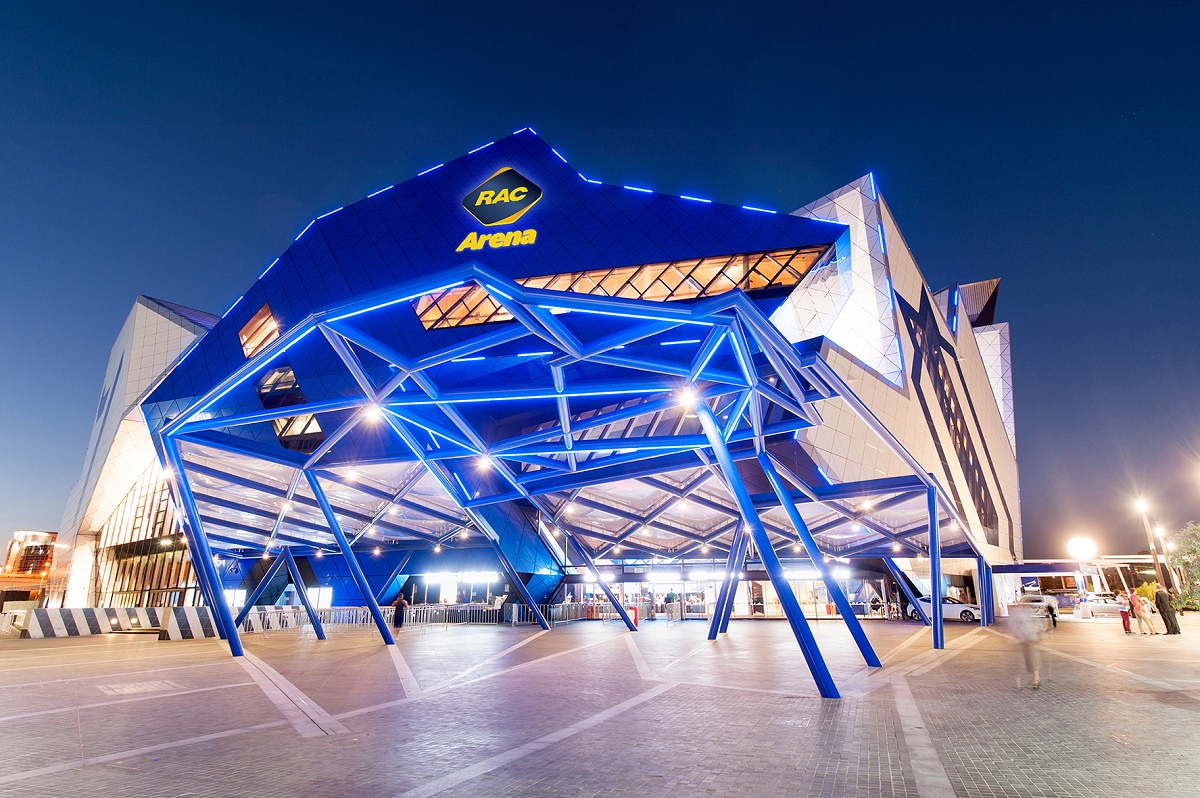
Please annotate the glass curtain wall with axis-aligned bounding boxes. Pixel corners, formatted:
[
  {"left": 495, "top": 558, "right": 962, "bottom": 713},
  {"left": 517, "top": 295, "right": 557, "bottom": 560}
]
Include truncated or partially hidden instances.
[{"left": 95, "top": 465, "right": 200, "bottom": 607}]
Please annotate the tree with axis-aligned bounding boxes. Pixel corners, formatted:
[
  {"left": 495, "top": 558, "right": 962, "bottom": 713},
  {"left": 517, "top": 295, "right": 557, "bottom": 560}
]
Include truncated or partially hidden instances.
[{"left": 1171, "top": 521, "right": 1200, "bottom": 610}]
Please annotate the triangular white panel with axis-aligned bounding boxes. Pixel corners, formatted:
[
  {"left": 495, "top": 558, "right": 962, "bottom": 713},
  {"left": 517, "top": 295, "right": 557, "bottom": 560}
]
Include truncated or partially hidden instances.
[
  {"left": 773, "top": 175, "right": 904, "bottom": 386},
  {"left": 973, "top": 323, "right": 1016, "bottom": 453}
]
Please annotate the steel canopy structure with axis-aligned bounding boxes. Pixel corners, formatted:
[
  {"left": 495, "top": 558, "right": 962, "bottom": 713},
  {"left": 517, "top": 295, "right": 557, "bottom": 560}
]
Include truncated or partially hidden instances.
[{"left": 123, "top": 129, "right": 1019, "bottom": 698}]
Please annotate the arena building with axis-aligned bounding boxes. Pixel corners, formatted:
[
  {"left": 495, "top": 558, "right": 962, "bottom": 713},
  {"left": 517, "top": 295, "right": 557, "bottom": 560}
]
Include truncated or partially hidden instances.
[{"left": 47, "top": 130, "right": 1019, "bottom": 695}]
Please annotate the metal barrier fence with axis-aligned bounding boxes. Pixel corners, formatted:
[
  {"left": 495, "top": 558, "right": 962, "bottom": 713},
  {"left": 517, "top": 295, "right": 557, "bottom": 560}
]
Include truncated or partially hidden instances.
[
  {"left": 236, "top": 599, "right": 686, "bottom": 637},
  {"left": 238, "top": 606, "right": 397, "bottom": 637}
]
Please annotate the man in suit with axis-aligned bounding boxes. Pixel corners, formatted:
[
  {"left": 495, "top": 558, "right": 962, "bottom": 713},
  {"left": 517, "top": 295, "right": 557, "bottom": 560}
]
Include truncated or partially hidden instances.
[{"left": 1156, "top": 585, "right": 1181, "bottom": 635}]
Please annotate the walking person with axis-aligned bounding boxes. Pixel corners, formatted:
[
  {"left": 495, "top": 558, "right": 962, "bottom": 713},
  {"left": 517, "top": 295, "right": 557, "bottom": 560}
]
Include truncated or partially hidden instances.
[
  {"left": 1116, "top": 590, "right": 1132, "bottom": 635},
  {"left": 1155, "top": 586, "right": 1181, "bottom": 635},
  {"left": 1011, "top": 603, "right": 1048, "bottom": 688},
  {"left": 1130, "top": 589, "right": 1158, "bottom": 635},
  {"left": 392, "top": 591, "right": 409, "bottom": 630}
]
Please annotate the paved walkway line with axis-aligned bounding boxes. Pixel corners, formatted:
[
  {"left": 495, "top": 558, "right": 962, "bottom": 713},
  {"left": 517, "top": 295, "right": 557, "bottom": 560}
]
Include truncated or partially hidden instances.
[
  {"left": 238, "top": 654, "right": 349, "bottom": 737},
  {"left": 0, "top": 660, "right": 232, "bottom": 691},
  {"left": 625, "top": 633, "right": 659, "bottom": 681},
  {"left": 388, "top": 645, "right": 423, "bottom": 696},
  {"left": 906, "top": 629, "right": 987, "bottom": 677},
  {"left": 891, "top": 680, "right": 957, "bottom": 798},
  {"left": 336, "top": 632, "right": 627, "bottom": 720},
  {"left": 0, "top": 649, "right": 214, "bottom": 674},
  {"left": 0, "top": 681, "right": 253, "bottom": 723},
  {"left": 392, "top": 682, "right": 676, "bottom": 798},
  {"left": 656, "top": 639, "right": 711, "bottom": 674},
  {"left": 439, "top": 630, "right": 549, "bottom": 686},
  {"left": 0, "top": 719, "right": 288, "bottom": 786},
  {"left": 984, "top": 628, "right": 1200, "bottom": 700},
  {"left": 880, "top": 625, "right": 931, "bottom": 664},
  {"left": 846, "top": 628, "right": 986, "bottom": 696}
]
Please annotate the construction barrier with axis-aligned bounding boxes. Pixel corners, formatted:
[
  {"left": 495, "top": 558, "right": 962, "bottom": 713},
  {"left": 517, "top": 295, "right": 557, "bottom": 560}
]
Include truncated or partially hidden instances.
[
  {"left": 23, "top": 608, "right": 112, "bottom": 638},
  {"left": 161, "top": 607, "right": 218, "bottom": 640}
]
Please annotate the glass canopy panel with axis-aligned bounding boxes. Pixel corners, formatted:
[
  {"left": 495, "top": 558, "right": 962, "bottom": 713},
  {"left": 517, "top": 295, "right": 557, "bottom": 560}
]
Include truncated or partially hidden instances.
[{"left": 412, "top": 245, "right": 828, "bottom": 330}]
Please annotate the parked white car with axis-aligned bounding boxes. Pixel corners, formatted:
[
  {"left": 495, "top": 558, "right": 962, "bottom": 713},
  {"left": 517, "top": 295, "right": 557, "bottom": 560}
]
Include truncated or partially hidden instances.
[
  {"left": 909, "top": 595, "right": 982, "bottom": 623},
  {"left": 1083, "top": 595, "right": 1124, "bottom": 616}
]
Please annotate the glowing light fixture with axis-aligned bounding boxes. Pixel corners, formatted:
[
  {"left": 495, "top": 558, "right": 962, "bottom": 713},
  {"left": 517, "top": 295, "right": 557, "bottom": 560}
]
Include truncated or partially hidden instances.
[{"left": 1066, "top": 536, "right": 1097, "bottom": 561}]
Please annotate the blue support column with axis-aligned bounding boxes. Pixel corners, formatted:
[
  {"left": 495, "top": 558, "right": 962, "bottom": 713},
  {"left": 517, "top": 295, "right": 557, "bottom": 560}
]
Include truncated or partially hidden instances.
[
  {"left": 304, "top": 471, "right": 395, "bottom": 646},
  {"left": 986, "top": 562, "right": 996, "bottom": 625},
  {"left": 162, "top": 436, "right": 244, "bottom": 656},
  {"left": 883, "top": 557, "right": 930, "bottom": 626},
  {"left": 374, "top": 551, "right": 414, "bottom": 604},
  {"left": 283, "top": 549, "right": 327, "bottom": 640},
  {"left": 718, "top": 526, "right": 749, "bottom": 635},
  {"left": 708, "top": 521, "right": 745, "bottom": 640},
  {"left": 976, "top": 557, "right": 993, "bottom": 627},
  {"left": 483, "top": 528, "right": 552, "bottom": 630},
  {"left": 564, "top": 533, "right": 637, "bottom": 632},
  {"left": 758, "top": 453, "right": 881, "bottom": 668},
  {"left": 928, "top": 486, "right": 944, "bottom": 650},
  {"left": 233, "top": 554, "right": 287, "bottom": 627},
  {"left": 697, "top": 402, "right": 839, "bottom": 699}
]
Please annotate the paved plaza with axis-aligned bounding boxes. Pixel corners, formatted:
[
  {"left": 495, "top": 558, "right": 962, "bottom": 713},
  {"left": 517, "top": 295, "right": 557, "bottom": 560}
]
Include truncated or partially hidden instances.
[{"left": 0, "top": 614, "right": 1197, "bottom": 798}]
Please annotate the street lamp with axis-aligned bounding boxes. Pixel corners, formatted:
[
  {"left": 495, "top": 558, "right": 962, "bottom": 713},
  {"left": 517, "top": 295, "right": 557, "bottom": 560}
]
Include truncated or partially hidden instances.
[{"left": 1134, "top": 497, "right": 1167, "bottom": 586}]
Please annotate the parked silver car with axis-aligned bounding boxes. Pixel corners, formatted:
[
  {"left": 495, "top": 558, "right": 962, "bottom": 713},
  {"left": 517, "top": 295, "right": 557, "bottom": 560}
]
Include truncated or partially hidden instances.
[{"left": 1015, "top": 594, "right": 1059, "bottom": 618}]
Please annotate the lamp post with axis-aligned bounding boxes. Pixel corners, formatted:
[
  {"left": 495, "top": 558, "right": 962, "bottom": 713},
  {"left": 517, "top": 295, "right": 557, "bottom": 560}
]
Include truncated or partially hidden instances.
[
  {"left": 1155, "top": 526, "right": 1179, "bottom": 591},
  {"left": 1135, "top": 498, "right": 1167, "bottom": 587}
]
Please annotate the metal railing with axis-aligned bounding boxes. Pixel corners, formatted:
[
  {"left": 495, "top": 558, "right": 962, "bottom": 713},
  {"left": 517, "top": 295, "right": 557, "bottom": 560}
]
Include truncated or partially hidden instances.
[
  {"left": 234, "top": 598, "right": 699, "bottom": 637},
  {"left": 237, "top": 605, "right": 397, "bottom": 637}
]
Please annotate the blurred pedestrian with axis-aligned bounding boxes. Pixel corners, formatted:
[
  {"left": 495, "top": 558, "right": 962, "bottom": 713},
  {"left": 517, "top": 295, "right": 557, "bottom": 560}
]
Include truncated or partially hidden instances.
[
  {"left": 1011, "top": 604, "right": 1047, "bottom": 688},
  {"left": 1116, "top": 590, "right": 1132, "bottom": 634},
  {"left": 1130, "top": 590, "right": 1158, "bottom": 635},
  {"left": 392, "top": 591, "right": 408, "bottom": 629},
  {"left": 1156, "top": 586, "right": 1181, "bottom": 635}
]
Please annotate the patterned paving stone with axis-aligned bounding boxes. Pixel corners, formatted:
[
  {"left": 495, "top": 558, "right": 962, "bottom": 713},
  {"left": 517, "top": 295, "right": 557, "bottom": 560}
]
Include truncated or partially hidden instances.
[{"left": 0, "top": 615, "right": 1195, "bottom": 797}]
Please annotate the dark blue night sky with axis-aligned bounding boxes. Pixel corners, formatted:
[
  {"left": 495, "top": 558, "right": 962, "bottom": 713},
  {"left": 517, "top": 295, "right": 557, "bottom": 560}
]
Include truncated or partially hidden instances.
[{"left": 2, "top": 3, "right": 1197, "bottom": 558}]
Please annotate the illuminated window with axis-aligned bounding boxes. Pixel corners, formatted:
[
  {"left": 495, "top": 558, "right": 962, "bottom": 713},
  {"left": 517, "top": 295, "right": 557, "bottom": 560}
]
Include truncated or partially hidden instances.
[
  {"left": 239, "top": 304, "right": 280, "bottom": 358},
  {"left": 271, "top": 413, "right": 325, "bottom": 453},
  {"left": 412, "top": 246, "right": 828, "bottom": 330},
  {"left": 254, "top": 365, "right": 325, "bottom": 452},
  {"left": 256, "top": 366, "right": 305, "bottom": 410}
]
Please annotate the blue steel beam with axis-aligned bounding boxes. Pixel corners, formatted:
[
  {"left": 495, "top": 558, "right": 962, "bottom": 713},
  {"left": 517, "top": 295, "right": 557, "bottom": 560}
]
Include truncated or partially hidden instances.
[
  {"left": 375, "top": 551, "right": 414, "bottom": 603},
  {"left": 304, "top": 471, "right": 395, "bottom": 645},
  {"left": 161, "top": 436, "right": 243, "bottom": 655},
  {"left": 283, "top": 548, "right": 327, "bottom": 640},
  {"left": 718, "top": 524, "right": 751, "bottom": 634},
  {"left": 563, "top": 533, "right": 637, "bottom": 631},
  {"left": 976, "top": 556, "right": 991, "bottom": 627},
  {"left": 883, "top": 557, "right": 930, "bottom": 625},
  {"left": 379, "top": 411, "right": 551, "bottom": 630},
  {"left": 696, "top": 401, "right": 838, "bottom": 699},
  {"left": 928, "top": 485, "right": 944, "bottom": 649},
  {"left": 233, "top": 554, "right": 287, "bottom": 627},
  {"left": 176, "top": 396, "right": 364, "bottom": 436},
  {"left": 758, "top": 453, "right": 881, "bottom": 668},
  {"left": 708, "top": 521, "right": 745, "bottom": 640}
]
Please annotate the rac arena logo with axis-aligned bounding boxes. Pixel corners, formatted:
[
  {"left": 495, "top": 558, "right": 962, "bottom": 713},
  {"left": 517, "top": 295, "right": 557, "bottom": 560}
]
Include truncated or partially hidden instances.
[{"left": 457, "top": 167, "right": 541, "bottom": 252}]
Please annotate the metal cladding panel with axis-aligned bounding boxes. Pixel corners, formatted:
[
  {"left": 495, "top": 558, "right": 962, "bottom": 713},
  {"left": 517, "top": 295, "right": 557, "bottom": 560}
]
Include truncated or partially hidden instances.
[
  {"left": 471, "top": 500, "right": 562, "bottom": 598},
  {"left": 144, "top": 131, "right": 844, "bottom": 431}
]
